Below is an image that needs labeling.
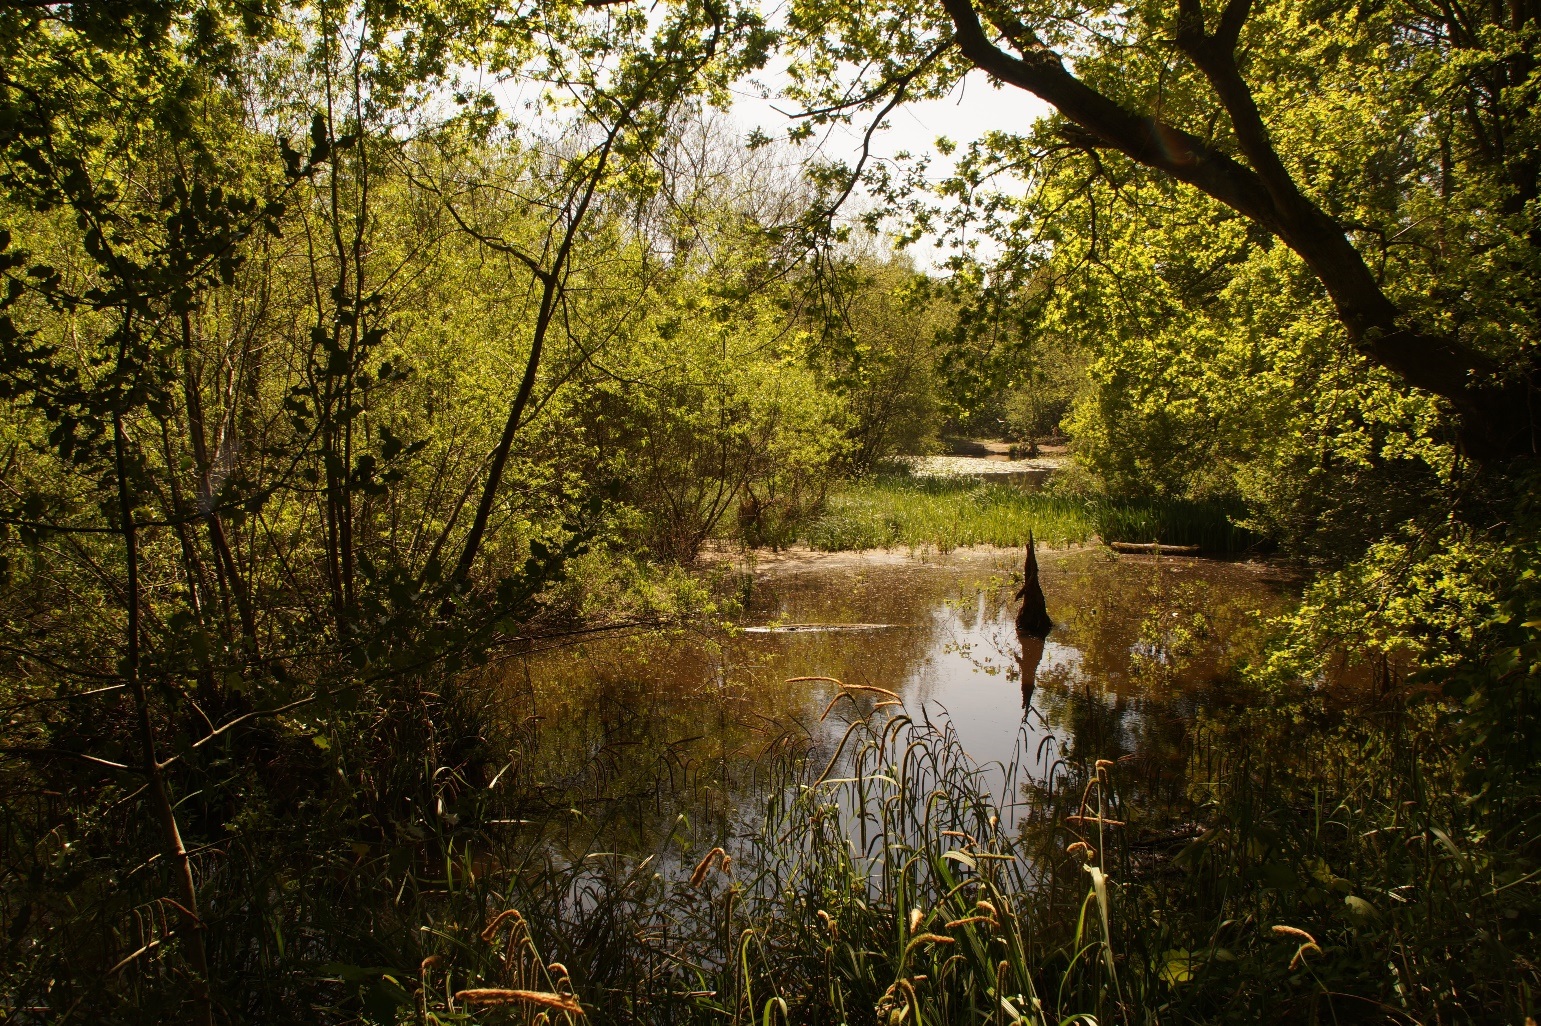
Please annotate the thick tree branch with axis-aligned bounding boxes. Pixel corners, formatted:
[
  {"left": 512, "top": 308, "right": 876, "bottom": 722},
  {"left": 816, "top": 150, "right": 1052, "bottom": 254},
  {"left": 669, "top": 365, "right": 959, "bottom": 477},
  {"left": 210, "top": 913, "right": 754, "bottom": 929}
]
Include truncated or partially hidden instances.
[
  {"left": 940, "top": 0, "right": 1527, "bottom": 455},
  {"left": 947, "top": 0, "right": 1278, "bottom": 220},
  {"left": 1169, "top": 0, "right": 1503, "bottom": 410}
]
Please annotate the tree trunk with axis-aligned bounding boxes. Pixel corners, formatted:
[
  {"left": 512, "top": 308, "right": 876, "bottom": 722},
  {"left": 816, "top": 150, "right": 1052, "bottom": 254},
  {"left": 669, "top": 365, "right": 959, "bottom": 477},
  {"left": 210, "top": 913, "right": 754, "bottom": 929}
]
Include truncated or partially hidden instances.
[{"left": 1016, "top": 533, "right": 1053, "bottom": 637}]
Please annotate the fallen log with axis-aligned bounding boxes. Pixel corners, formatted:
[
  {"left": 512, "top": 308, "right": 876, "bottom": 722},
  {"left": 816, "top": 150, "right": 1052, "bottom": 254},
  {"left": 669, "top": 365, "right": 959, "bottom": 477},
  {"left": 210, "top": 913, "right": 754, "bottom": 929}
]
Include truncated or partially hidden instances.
[
  {"left": 1108, "top": 541, "right": 1202, "bottom": 555},
  {"left": 741, "top": 623, "right": 896, "bottom": 634}
]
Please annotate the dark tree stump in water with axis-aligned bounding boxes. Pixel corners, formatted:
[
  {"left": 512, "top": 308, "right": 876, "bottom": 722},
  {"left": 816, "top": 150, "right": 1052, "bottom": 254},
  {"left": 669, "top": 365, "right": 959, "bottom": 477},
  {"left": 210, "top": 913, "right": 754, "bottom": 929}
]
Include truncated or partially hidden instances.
[{"left": 1015, "top": 534, "right": 1053, "bottom": 637}]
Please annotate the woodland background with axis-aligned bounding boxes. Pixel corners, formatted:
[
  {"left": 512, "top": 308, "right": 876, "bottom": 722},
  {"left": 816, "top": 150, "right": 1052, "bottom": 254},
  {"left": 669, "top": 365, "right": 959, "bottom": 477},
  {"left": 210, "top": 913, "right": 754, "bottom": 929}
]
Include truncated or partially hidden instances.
[{"left": 0, "top": 0, "right": 1537, "bottom": 1022}]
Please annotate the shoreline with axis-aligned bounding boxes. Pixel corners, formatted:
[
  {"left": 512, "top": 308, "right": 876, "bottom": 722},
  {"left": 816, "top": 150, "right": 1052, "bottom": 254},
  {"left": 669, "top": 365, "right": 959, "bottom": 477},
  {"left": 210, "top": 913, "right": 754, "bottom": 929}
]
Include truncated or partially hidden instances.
[{"left": 695, "top": 540, "right": 1297, "bottom": 582}]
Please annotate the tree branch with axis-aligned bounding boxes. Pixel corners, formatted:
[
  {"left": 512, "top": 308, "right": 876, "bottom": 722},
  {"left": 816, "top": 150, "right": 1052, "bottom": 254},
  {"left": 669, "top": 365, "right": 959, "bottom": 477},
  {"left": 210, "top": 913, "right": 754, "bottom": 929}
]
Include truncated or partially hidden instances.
[{"left": 939, "top": 0, "right": 1524, "bottom": 453}]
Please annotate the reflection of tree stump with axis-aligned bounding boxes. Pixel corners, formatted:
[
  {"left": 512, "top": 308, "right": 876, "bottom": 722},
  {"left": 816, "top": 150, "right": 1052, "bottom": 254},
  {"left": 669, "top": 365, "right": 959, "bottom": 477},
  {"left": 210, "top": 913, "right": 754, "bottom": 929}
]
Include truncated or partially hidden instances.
[
  {"left": 1017, "top": 631, "right": 1045, "bottom": 714},
  {"left": 1015, "top": 533, "right": 1053, "bottom": 637}
]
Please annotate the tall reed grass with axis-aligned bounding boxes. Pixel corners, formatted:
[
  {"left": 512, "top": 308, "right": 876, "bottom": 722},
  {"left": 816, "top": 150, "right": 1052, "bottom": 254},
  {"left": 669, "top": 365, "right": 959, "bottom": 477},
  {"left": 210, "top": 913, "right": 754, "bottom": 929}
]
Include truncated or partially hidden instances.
[
  {"left": 390, "top": 681, "right": 1537, "bottom": 1025},
  {"left": 397, "top": 692, "right": 1127, "bottom": 1025},
  {"left": 10, "top": 660, "right": 1532, "bottom": 1023}
]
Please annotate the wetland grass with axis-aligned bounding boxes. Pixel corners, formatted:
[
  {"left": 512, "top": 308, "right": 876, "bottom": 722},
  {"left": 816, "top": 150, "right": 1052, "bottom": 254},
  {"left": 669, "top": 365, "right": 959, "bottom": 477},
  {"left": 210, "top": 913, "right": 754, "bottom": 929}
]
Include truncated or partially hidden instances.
[
  {"left": 36, "top": 655, "right": 1526, "bottom": 1022},
  {"left": 799, "top": 473, "right": 1261, "bottom": 554},
  {"left": 803, "top": 475, "right": 1098, "bottom": 551},
  {"left": 397, "top": 700, "right": 1126, "bottom": 1025}
]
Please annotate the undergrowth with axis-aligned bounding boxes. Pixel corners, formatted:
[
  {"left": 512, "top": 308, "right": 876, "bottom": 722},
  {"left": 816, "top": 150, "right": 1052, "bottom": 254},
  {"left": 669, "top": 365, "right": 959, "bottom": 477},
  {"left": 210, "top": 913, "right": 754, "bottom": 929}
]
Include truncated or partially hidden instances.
[{"left": 4, "top": 664, "right": 1536, "bottom": 1022}]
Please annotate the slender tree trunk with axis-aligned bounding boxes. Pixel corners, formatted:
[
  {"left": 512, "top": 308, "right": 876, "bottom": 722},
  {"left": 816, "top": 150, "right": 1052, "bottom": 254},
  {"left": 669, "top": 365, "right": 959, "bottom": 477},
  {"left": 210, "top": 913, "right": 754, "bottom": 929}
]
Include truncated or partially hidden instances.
[
  {"left": 115, "top": 408, "right": 215, "bottom": 1026},
  {"left": 450, "top": 272, "right": 558, "bottom": 590},
  {"left": 182, "top": 312, "right": 257, "bottom": 654},
  {"left": 319, "top": 0, "right": 355, "bottom": 625}
]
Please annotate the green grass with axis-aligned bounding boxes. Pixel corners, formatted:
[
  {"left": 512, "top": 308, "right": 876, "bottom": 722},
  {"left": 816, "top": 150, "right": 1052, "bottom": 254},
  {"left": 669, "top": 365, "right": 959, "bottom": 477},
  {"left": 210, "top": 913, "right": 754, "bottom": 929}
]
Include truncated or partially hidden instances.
[
  {"left": 798, "top": 473, "right": 1262, "bottom": 553},
  {"left": 1092, "top": 495, "right": 1262, "bottom": 551}
]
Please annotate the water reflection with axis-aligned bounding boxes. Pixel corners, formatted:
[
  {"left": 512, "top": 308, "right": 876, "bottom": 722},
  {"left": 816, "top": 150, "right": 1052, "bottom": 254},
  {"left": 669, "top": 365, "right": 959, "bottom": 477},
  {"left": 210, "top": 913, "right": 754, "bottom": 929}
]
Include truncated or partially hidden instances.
[
  {"left": 1018, "top": 632, "right": 1045, "bottom": 712},
  {"left": 506, "top": 548, "right": 1293, "bottom": 855}
]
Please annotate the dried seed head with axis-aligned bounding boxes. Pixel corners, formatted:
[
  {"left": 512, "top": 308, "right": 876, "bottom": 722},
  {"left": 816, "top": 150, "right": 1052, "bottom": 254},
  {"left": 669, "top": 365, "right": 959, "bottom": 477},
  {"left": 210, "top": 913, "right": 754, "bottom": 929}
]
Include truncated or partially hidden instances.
[
  {"left": 1270, "top": 925, "right": 1317, "bottom": 945},
  {"left": 481, "top": 909, "right": 526, "bottom": 943},
  {"left": 906, "top": 933, "right": 955, "bottom": 950},
  {"left": 1289, "top": 942, "right": 1322, "bottom": 971},
  {"left": 945, "top": 915, "right": 996, "bottom": 929},
  {"left": 908, "top": 908, "right": 923, "bottom": 933},
  {"left": 1066, "top": 841, "right": 1095, "bottom": 860},
  {"left": 454, "top": 989, "right": 583, "bottom": 1014},
  {"left": 690, "top": 847, "right": 726, "bottom": 888}
]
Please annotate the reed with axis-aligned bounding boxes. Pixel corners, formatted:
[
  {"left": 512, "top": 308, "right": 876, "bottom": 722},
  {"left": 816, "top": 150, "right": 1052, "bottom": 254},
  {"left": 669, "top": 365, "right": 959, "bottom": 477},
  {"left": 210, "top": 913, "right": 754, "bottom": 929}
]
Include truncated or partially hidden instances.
[{"left": 386, "top": 679, "right": 1537, "bottom": 1025}]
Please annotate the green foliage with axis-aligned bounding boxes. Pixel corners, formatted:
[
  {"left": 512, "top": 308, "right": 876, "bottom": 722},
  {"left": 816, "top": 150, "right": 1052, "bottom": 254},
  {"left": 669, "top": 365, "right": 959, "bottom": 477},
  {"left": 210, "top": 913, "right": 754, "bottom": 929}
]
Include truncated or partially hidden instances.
[
  {"left": 807, "top": 255, "right": 953, "bottom": 468},
  {"left": 779, "top": 0, "right": 1541, "bottom": 544},
  {"left": 1040, "top": 691, "right": 1541, "bottom": 1025},
  {"left": 2, "top": 0, "right": 1539, "bottom": 1019},
  {"left": 0, "top": 1, "right": 787, "bottom": 1018},
  {"left": 583, "top": 288, "right": 849, "bottom": 562}
]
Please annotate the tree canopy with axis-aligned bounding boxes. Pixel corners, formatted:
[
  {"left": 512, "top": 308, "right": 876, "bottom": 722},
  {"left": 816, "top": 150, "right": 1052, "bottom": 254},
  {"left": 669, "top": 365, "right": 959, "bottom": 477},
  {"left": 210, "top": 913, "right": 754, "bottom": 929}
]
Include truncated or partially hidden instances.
[{"left": 785, "top": 0, "right": 1540, "bottom": 456}]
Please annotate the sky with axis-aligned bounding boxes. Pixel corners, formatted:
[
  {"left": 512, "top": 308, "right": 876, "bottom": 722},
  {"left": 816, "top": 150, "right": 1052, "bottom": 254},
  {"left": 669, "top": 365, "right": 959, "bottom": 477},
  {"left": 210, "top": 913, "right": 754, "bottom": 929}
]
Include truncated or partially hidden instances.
[
  {"left": 729, "top": 67, "right": 1051, "bottom": 268},
  {"left": 479, "top": 23, "right": 1053, "bottom": 270}
]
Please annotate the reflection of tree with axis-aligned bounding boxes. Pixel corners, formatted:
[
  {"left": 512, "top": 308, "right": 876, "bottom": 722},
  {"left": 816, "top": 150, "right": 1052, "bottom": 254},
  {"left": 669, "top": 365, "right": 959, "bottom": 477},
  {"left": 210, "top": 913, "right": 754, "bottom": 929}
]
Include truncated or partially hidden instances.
[
  {"left": 1018, "top": 553, "right": 1290, "bottom": 886},
  {"left": 1048, "top": 552, "right": 1290, "bottom": 700},
  {"left": 507, "top": 562, "right": 968, "bottom": 856},
  {"left": 743, "top": 565, "right": 959, "bottom": 695},
  {"left": 1017, "top": 632, "right": 1045, "bottom": 712},
  {"left": 504, "top": 552, "right": 1289, "bottom": 866}
]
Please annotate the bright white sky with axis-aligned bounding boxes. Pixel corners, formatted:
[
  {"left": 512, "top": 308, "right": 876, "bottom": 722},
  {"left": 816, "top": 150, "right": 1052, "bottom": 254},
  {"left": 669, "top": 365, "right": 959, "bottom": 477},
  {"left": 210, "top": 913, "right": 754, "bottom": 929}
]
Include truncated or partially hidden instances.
[
  {"left": 729, "top": 67, "right": 1051, "bottom": 268},
  {"left": 480, "top": 23, "right": 1052, "bottom": 269}
]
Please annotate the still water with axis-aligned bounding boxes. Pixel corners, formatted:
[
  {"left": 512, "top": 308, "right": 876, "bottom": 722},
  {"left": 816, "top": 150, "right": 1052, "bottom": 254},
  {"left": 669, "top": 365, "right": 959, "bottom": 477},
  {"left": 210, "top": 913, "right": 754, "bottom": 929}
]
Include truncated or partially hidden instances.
[{"left": 505, "top": 547, "right": 1293, "bottom": 854}]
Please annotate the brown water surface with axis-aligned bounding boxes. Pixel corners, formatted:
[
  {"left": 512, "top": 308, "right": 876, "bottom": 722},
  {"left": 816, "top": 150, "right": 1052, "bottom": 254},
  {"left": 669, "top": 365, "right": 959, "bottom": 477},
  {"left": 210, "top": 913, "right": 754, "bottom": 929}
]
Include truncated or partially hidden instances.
[{"left": 505, "top": 547, "right": 1293, "bottom": 856}]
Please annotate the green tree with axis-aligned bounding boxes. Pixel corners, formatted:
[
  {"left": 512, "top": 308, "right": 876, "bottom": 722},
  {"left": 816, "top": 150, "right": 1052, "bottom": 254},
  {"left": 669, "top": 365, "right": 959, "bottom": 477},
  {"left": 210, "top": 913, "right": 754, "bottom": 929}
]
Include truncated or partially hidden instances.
[
  {"left": 783, "top": 0, "right": 1540, "bottom": 458},
  {"left": 0, "top": 1, "right": 772, "bottom": 1017},
  {"left": 810, "top": 254, "right": 950, "bottom": 469}
]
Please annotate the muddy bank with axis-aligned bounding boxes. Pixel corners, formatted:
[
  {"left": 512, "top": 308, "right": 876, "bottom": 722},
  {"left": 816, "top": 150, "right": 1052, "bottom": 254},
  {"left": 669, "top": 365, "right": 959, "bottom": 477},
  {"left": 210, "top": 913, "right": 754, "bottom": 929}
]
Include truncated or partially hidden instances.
[{"left": 703, "top": 541, "right": 1286, "bottom": 581}]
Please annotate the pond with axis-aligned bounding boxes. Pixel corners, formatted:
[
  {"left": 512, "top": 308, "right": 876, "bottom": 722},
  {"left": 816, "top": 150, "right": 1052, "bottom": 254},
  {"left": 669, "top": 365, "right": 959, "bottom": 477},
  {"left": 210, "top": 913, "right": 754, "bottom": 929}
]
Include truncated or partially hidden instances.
[{"left": 499, "top": 546, "right": 1294, "bottom": 859}]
